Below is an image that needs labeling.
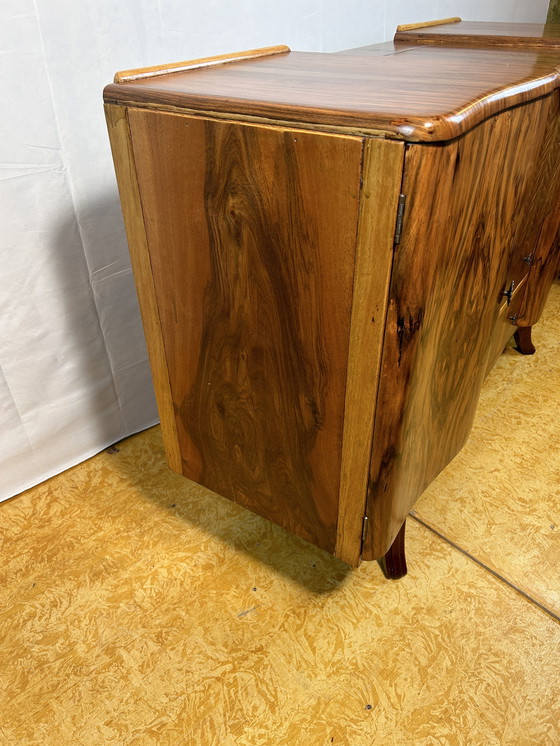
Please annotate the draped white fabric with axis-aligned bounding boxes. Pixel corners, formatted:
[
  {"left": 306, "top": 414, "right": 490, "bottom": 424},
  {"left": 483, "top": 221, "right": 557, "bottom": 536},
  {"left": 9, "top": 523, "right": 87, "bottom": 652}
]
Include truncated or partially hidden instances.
[{"left": 0, "top": 0, "right": 548, "bottom": 502}]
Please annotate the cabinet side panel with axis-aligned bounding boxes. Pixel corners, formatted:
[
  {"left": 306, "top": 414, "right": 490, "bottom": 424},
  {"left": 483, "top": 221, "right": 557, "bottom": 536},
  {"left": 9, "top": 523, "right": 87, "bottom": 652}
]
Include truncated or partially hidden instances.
[
  {"left": 365, "top": 97, "right": 552, "bottom": 559},
  {"left": 128, "top": 109, "right": 363, "bottom": 554},
  {"left": 335, "top": 138, "right": 404, "bottom": 566},
  {"left": 104, "top": 104, "right": 182, "bottom": 472}
]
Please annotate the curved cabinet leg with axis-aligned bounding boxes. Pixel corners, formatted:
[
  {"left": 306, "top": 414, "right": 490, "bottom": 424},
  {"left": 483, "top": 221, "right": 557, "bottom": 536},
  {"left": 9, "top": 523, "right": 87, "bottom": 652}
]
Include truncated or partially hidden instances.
[
  {"left": 514, "top": 326, "right": 536, "bottom": 355},
  {"left": 378, "top": 520, "right": 408, "bottom": 579}
]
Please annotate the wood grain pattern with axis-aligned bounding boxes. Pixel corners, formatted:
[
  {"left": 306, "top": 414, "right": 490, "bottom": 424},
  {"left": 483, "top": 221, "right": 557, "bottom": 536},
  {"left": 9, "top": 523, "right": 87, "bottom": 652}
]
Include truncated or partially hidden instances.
[
  {"left": 395, "top": 21, "right": 560, "bottom": 48},
  {"left": 103, "top": 104, "right": 182, "bottom": 473},
  {"left": 335, "top": 138, "right": 405, "bottom": 566},
  {"left": 516, "top": 90, "right": 560, "bottom": 327},
  {"left": 364, "top": 97, "right": 553, "bottom": 559},
  {"left": 104, "top": 46, "right": 560, "bottom": 142},
  {"left": 389, "top": 22, "right": 560, "bottom": 331},
  {"left": 127, "top": 108, "right": 364, "bottom": 555},
  {"left": 114, "top": 45, "right": 291, "bottom": 83}
]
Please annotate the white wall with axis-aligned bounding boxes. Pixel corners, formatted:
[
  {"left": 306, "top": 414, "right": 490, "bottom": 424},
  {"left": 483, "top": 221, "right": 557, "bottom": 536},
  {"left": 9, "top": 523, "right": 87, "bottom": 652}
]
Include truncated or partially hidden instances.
[{"left": 0, "top": 0, "right": 550, "bottom": 501}]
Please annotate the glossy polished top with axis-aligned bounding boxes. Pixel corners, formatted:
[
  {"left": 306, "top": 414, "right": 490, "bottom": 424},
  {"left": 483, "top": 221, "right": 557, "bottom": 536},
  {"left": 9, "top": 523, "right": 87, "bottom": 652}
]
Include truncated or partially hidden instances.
[
  {"left": 105, "top": 29, "right": 560, "bottom": 142},
  {"left": 394, "top": 20, "right": 560, "bottom": 47}
]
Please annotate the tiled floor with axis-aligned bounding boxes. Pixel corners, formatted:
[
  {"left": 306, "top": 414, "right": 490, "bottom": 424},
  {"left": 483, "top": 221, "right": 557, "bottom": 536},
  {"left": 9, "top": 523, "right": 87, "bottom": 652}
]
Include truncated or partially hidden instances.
[{"left": 1, "top": 282, "right": 559, "bottom": 745}]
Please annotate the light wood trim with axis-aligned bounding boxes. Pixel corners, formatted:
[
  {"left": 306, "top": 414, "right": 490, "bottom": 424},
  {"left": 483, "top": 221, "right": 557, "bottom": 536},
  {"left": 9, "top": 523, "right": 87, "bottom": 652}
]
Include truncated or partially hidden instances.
[
  {"left": 104, "top": 103, "right": 182, "bottom": 473},
  {"left": 396, "top": 17, "right": 461, "bottom": 32},
  {"left": 334, "top": 138, "right": 405, "bottom": 566},
  {"left": 114, "top": 45, "right": 291, "bottom": 83}
]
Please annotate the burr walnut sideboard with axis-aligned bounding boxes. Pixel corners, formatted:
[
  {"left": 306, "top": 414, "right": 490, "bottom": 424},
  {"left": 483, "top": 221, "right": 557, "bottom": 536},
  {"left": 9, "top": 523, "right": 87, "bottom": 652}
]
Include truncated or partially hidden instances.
[{"left": 104, "top": 21, "right": 560, "bottom": 578}]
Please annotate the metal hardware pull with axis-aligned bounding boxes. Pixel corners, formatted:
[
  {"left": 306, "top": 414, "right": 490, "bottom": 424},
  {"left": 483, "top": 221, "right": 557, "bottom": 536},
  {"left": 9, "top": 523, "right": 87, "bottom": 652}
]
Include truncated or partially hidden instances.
[{"left": 502, "top": 280, "right": 515, "bottom": 306}]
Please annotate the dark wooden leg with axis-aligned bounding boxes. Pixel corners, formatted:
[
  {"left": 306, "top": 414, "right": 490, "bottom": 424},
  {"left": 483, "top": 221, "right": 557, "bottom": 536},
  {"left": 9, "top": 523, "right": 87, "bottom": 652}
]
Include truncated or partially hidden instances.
[
  {"left": 514, "top": 326, "right": 536, "bottom": 355},
  {"left": 378, "top": 520, "right": 408, "bottom": 579}
]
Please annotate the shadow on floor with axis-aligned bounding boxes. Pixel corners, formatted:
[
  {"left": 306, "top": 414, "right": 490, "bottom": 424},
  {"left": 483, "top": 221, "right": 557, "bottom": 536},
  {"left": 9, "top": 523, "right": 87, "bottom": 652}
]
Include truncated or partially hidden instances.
[{"left": 108, "top": 426, "right": 356, "bottom": 594}]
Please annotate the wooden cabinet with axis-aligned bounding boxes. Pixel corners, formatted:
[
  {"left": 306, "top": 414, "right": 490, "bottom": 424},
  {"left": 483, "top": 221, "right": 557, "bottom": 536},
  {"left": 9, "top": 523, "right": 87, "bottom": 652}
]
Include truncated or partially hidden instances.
[{"left": 104, "top": 21, "right": 560, "bottom": 576}]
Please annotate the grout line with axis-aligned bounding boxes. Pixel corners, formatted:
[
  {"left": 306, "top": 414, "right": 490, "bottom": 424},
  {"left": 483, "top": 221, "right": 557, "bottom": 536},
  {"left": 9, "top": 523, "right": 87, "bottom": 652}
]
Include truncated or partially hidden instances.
[{"left": 409, "top": 512, "right": 560, "bottom": 624}]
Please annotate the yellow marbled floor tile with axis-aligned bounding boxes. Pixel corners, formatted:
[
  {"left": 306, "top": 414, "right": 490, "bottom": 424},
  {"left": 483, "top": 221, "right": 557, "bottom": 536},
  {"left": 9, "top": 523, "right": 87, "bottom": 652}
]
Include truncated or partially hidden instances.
[
  {"left": 413, "top": 280, "right": 560, "bottom": 617},
  {"left": 1, "top": 424, "right": 560, "bottom": 745}
]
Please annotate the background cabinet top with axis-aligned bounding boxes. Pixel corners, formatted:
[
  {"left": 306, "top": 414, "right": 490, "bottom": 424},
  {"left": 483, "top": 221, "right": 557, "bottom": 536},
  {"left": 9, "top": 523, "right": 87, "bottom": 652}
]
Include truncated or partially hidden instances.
[
  {"left": 394, "top": 20, "right": 560, "bottom": 48},
  {"left": 104, "top": 21, "right": 560, "bottom": 143}
]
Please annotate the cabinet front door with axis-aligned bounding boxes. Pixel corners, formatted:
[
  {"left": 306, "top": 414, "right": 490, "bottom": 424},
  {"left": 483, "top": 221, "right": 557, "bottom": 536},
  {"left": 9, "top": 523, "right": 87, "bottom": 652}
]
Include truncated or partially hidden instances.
[{"left": 366, "top": 96, "right": 555, "bottom": 559}]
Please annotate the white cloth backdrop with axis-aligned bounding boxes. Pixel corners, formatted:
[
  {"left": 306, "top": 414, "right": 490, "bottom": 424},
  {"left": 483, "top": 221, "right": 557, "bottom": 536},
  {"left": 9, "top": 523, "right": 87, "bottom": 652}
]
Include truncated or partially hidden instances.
[{"left": 0, "top": 0, "right": 549, "bottom": 502}]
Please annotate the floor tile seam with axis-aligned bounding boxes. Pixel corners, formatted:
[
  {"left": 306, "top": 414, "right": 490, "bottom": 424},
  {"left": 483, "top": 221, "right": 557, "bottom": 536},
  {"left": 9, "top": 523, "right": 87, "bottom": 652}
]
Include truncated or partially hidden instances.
[{"left": 408, "top": 512, "right": 560, "bottom": 624}]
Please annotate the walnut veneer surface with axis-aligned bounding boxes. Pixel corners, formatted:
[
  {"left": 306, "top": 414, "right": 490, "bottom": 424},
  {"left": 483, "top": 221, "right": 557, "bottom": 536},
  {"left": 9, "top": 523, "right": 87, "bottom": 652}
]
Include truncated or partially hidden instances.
[
  {"left": 104, "top": 45, "right": 560, "bottom": 142},
  {"left": 105, "top": 21, "right": 560, "bottom": 572}
]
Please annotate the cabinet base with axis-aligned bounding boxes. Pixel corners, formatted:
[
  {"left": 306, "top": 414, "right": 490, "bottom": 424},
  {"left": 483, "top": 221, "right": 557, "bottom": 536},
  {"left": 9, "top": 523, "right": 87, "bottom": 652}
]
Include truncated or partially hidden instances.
[
  {"left": 378, "top": 521, "right": 408, "bottom": 579},
  {"left": 514, "top": 326, "right": 536, "bottom": 355}
]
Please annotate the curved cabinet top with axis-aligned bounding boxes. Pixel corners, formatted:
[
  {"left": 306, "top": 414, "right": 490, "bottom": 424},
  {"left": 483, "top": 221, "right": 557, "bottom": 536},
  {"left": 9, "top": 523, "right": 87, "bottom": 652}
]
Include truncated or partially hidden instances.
[{"left": 104, "top": 39, "right": 560, "bottom": 142}]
